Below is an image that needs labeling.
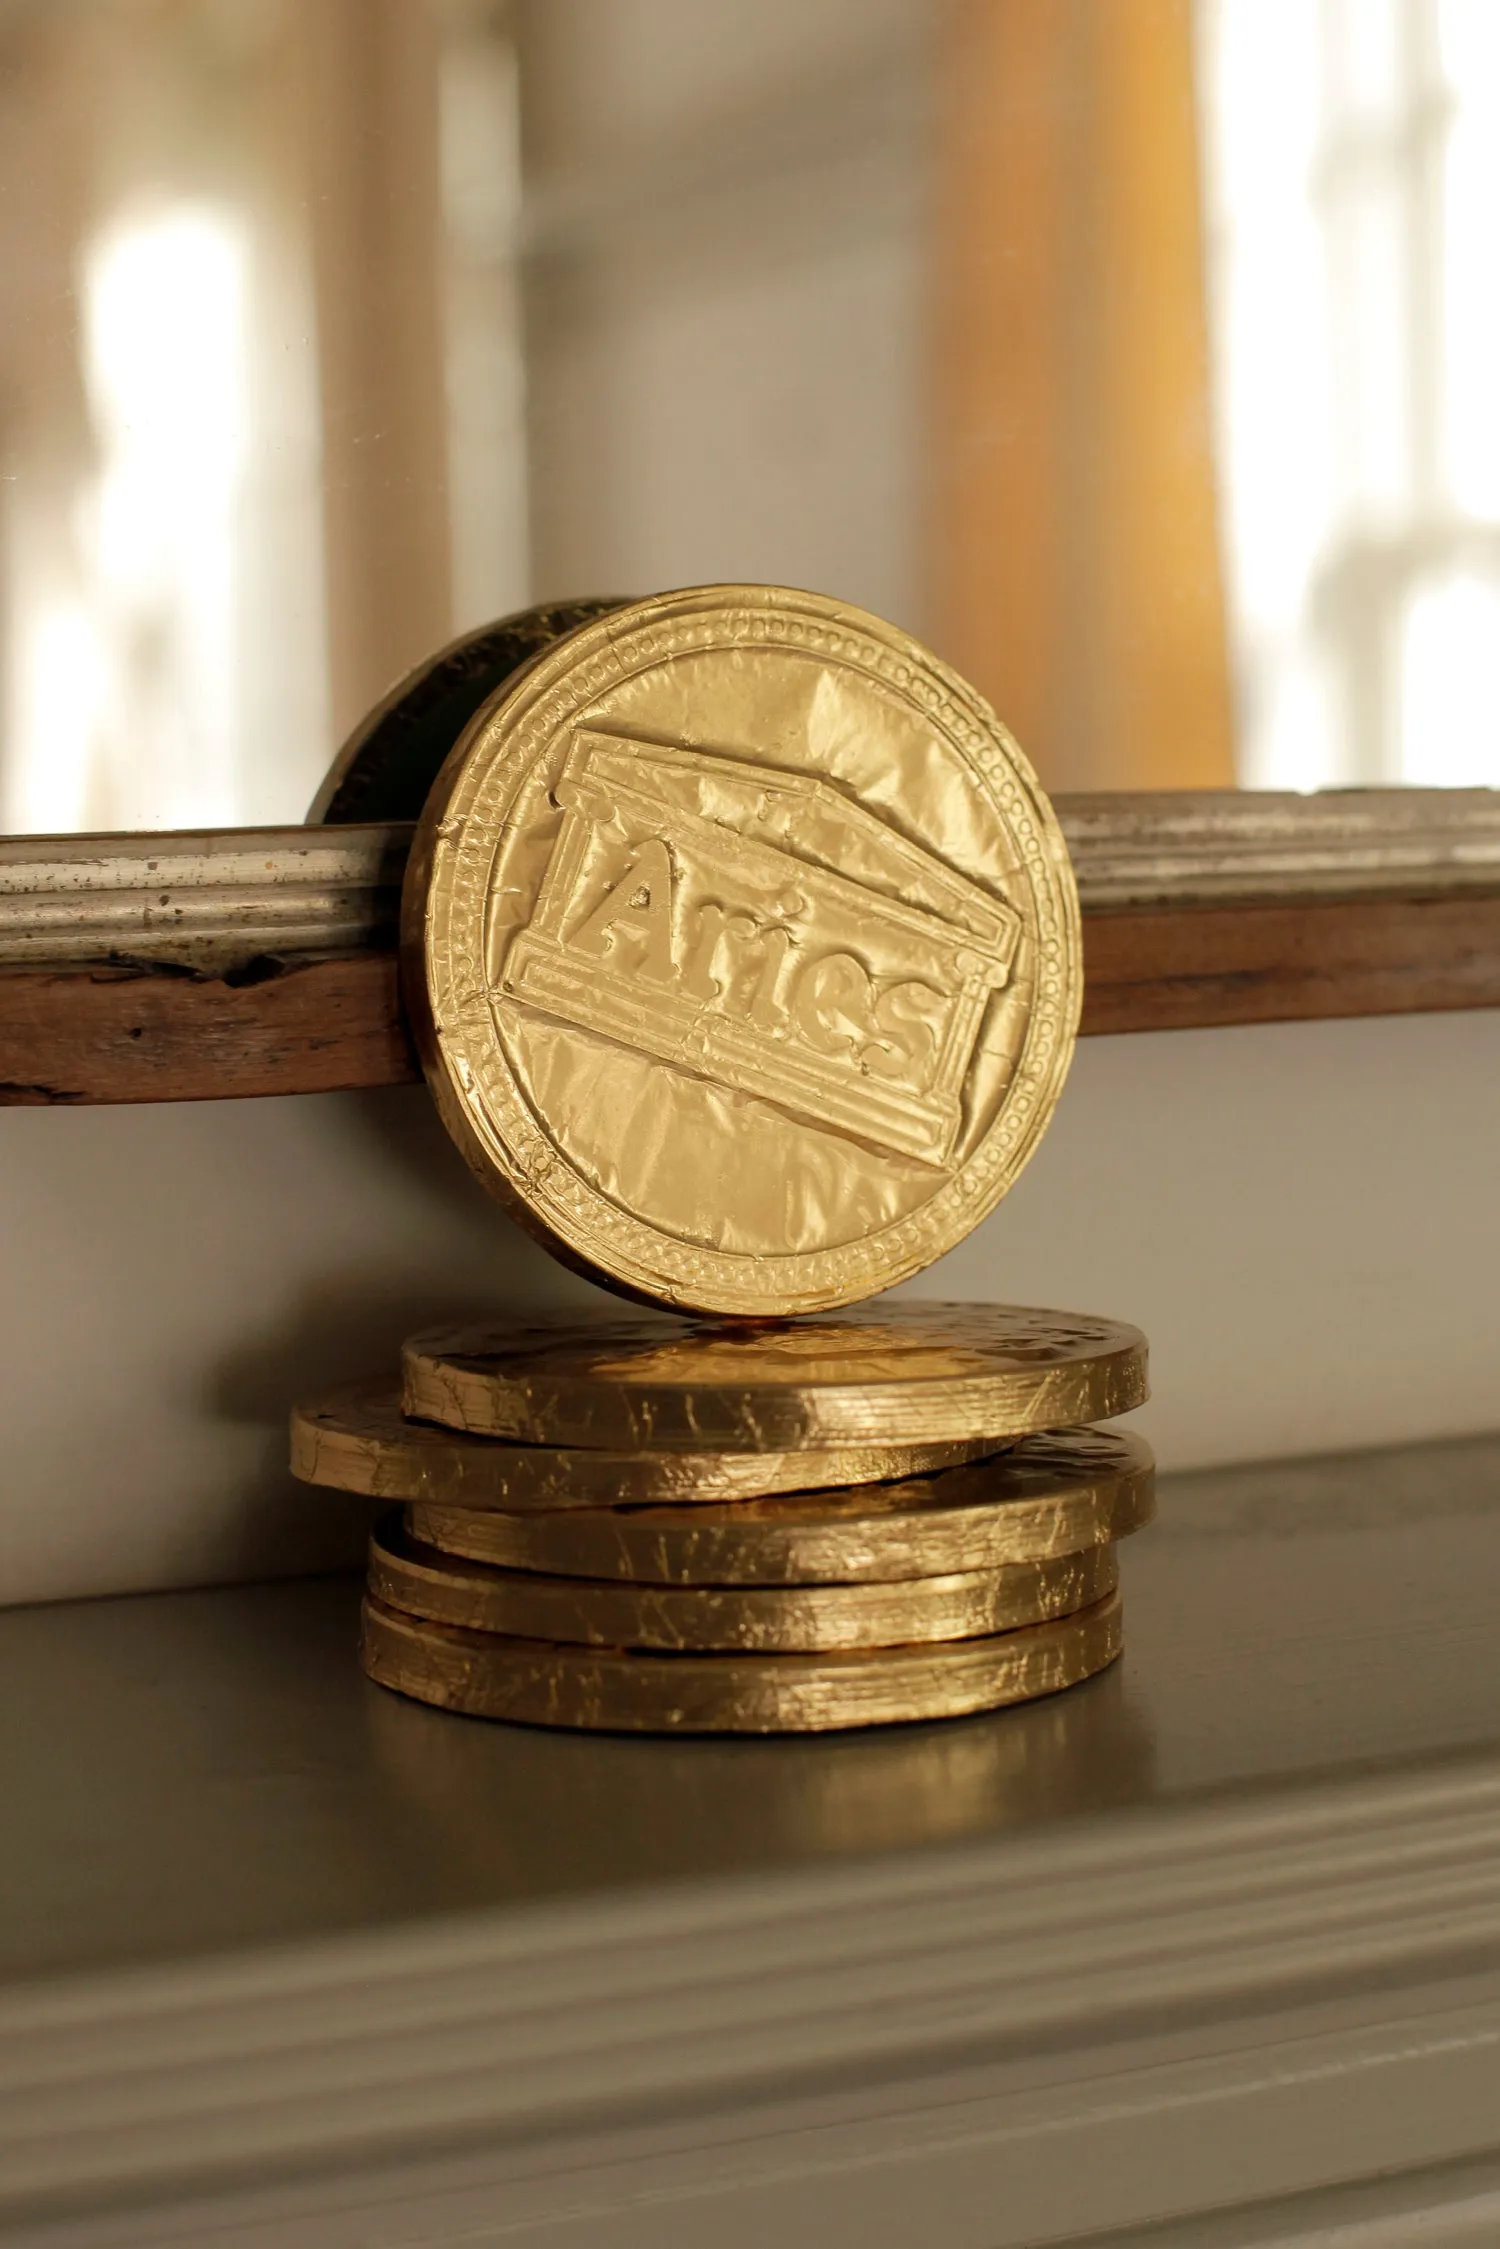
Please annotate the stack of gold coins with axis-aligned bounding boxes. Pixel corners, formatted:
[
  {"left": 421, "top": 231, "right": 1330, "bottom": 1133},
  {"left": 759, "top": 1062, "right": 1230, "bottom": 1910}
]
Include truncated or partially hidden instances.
[
  {"left": 289, "top": 1304, "right": 1151, "bottom": 1733},
  {"left": 296, "top": 586, "right": 1153, "bottom": 1733}
]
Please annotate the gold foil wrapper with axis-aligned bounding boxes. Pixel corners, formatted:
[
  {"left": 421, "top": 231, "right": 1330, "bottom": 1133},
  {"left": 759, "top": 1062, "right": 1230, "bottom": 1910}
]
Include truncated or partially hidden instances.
[
  {"left": 369, "top": 1516, "right": 1118, "bottom": 1651},
  {"left": 401, "top": 1302, "right": 1148, "bottom": 1450},
  {"left": 291, "top": 1376, "right": 997, "bottom": 1511},
  {"left": 401, "top": 587, "right": 1082, "bottom": 1316},
  {"left": 360, "top": 1588, "right": 1124, "bottom": 1734},
  {"left": 407, "top": 1426, "right": 1153, "bottom": 1585}
]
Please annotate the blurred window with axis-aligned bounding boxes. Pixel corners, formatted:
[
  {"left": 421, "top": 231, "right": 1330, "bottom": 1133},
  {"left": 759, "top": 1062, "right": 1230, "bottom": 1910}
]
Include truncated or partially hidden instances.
[
  {"left": 1200, "top": 0, "right": 1500, "bottom": 786},
  {"left": 0, "top": 0, "right": 1495, "bottom": 831}
]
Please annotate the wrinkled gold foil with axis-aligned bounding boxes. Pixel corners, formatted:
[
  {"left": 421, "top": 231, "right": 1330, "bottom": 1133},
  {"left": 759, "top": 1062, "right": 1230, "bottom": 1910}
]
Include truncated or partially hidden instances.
[
  {"left": 290, "top": 1376, "right": 997, "bottom": 1510},
  {"left": 400, "top": 1302, "right": 1148, "bottom": 1449},
  {"left": 360, "top": 1588, "right": 1123, "bottom": 1733},
  {"left": 401, "top": 587, "right": 1082, "bottom": 1316},
  {"left": 369, "top": 1516, "right": 1117, "bottom": 1651},
  {"left": 408, "top": 1427, "right": 1153, "bottom": 1584}
]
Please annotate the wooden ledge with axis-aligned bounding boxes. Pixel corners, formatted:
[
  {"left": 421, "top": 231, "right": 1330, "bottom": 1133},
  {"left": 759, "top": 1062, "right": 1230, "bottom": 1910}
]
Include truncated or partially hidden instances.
[
  {"left": 2, "top": 793, "right": 1498, "bottom": 1104},
  {"left": 0, "top": 953, "right": 414, "bottom": 1106},
  {"left": 3, "top": 888, "right": 1497, "bottom": 1106},
  {"left": 1078, "top": 888, "right": 1500, "bottom": 1037}
]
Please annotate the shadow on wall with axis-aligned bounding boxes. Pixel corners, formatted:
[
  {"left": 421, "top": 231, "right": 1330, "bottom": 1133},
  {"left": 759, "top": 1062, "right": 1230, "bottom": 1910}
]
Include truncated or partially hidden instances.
[
  {"left": 207, "top": 1083, "right": 608, "bottom": 1524},
  {"left": 0, "top": 1081, "right": 611, "bottom": 1605},
  {"left": 5, "top": 1007, "right": 1500, "bottom": 1608}
]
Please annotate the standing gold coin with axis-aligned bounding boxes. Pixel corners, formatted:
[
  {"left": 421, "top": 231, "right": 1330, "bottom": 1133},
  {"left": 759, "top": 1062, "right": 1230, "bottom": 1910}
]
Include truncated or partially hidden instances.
[
  {"left": 369, "top": 1517, "right": 1118, "bottom": 1651},
  {"left": 401, "top": 1302, "right": 1147, "bottom": 1450},
  {"left": 402, "top": 585, "right": 1081, "bottom": 1316},
  {"left": 290, "top": 1377, "right": 997, "bottom": 1511},
  {"left": 409, "top": 1426, "right": 1153, "bottom": 1586},
  {"left": 360, "top": 1588, "right": 1123, "bottom": 1733}
]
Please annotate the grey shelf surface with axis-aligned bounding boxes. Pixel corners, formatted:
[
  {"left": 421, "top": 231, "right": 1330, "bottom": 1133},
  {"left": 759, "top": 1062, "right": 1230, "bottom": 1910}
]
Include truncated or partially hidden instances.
[{"left": 4, "top": 1429, "right": 1499, "bottom": 1990}]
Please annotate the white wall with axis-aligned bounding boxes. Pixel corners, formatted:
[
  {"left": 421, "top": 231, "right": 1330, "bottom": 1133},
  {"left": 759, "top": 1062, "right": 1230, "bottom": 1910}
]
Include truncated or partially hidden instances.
[{"left": 2, "top": 1007, "right": 1497, "bottom": 1608}]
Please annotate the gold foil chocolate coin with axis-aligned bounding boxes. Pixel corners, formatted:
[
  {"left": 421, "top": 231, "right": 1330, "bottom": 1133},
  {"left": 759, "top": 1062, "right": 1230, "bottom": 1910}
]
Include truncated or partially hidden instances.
[
  {"left": 402, "top": 585, "right": 1081, "bottom": 1315},
  {"left": 408, "top": 1427, "right": 1154, "bottom": 1586},
  {"left": 401, "top": 1302, "right": 1147, "bottom": 1450},
  {"left": 290, "top": 1377, "right": 996, "bottom": 1511},
  {"left": 369, "top": 1516, "right": 1117, "bottom": 1651},
  {"left": 360, "top": 1588, "right": 1123, "bottom": 1733}
]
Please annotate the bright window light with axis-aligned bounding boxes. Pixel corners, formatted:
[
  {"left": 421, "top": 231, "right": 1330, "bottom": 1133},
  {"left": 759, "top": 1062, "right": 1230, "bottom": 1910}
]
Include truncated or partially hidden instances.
[
  {"left": 80, "top": 203, "right": 249, "bottom": 826},
  {"left": 1440, "top": 0, "right": 1500, "bottom": 517},
  {"left": 1199, "top": 0, "right": 1500, "bottom": 788},
  {"left": 1400, "top": 571, "right": 1500, "bottom": 785},
  {"left": 9, "top": 606, "right": 103, "bottom": 832}
]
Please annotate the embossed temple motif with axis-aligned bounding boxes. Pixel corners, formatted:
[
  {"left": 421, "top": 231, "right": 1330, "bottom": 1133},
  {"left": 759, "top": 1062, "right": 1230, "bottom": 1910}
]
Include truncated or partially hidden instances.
[{"left": 498, "top": 731, "right": 1021, "bottom": 1168}]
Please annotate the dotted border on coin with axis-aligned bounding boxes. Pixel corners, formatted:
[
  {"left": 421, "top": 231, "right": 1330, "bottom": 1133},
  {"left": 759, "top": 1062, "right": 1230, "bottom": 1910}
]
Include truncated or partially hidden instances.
[{"left": 419, "top": 591, "right": 1082, "bottom": 1311}]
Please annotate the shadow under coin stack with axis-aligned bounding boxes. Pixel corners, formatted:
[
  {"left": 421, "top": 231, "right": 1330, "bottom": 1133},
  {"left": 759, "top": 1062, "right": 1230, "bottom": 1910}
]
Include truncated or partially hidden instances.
[
  {"left": 294, "top": 583, "right": 1154, "bottom": 1734},
  {"left": 290, "top": 1305, "right": 1152, "bottom": 1734}
]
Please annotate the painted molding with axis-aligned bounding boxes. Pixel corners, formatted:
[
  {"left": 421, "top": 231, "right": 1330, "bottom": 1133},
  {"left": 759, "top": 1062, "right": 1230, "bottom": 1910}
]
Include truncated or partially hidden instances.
[{"left": 6, "top": 1751, "right": 1500, "bottom": 2242}]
